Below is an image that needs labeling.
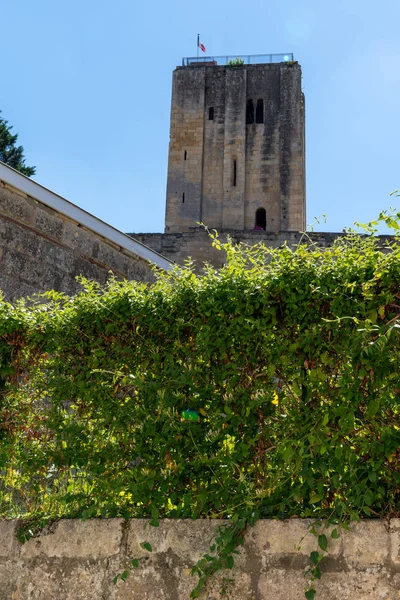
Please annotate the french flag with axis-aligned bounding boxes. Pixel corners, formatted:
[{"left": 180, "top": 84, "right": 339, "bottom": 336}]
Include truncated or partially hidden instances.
[{"left": 197, "top": 35, "right": 206, "bottom": 53}]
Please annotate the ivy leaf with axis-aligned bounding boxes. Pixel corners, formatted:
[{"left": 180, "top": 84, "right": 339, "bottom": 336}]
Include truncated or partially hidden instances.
[
  {"left": 305, "top": 588, "right": 315, "bottom": 600},
  {"left": 331, "top": 528, "right": 340, "bottom": 540},
  {"left": 309, "top": 492, "right": 323, "bottom": 504},
  {"left": 150, "top": 505, "right": 159, "bottom": 527},
  {"left": 140, "top": 541, "right": 153, "bottom": 553},
  {"left": 366, "top": 399, "right": 379, "bottom": 418},
  {"left": 313, "top": 566, "right": 322, "bottom": 580},
  {"left": 318, "top": 534, "right": 328, "bottom": 552},
  {"left": 364, "top": 490, "right": 374, "bottom": 506}
]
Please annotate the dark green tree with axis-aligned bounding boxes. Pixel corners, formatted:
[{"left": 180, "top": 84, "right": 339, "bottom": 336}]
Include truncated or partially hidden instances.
[{"left": 0, "top": 111, "right": 36, "bottom": 177}]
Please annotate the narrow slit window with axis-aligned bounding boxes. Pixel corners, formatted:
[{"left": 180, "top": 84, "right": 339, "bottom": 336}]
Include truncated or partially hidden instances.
[
  {"left": 184, "top": 150, "right": 187, "bottom": 160},
  {"left": 246, "top": 99, "right": 254, "bottom": 124},
  {"left": 256, "top": 99, "right": 264, "bottom": 123},
  {"left": 209, "top": 107, "right": 214, "bottom": 120},
  {"left": 233, "top": 160, "right": 237, "bottom": 187},
  {"left": 182, "top": 192, "right": 185, "bottom": 203}
]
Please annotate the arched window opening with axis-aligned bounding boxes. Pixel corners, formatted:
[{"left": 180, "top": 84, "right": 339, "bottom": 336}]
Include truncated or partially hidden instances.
[
  {"left": 209, "top": 107, "right": 214, "bottom": 120},
  {"left": 182, "top": 192, "right": 185, "bottom": 203},
  {"left": 246, "top": 99, "right": 254, "bottom": 124},
  {"left": 255, "top": 208, "right": 266, "bottom": 230},
  {"left": 184, "top": 150, "right": 187, "bottom": 160},
  {"left": 233, "top": 159, "right": 237, "bottom": 187},
  {"left": 256, "top": 99, "right": 264, "bottom": 124}
]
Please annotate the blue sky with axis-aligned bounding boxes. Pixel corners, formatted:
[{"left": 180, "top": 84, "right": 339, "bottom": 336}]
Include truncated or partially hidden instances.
[{"left": 1, "top": 0, "right": 399, "bottom": 234}]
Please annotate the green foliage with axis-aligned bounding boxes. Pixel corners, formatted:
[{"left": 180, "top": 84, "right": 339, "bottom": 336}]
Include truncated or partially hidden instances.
[
  {"left": 0, "top": 219, "right": 400, "bottom": 596},
  {"left": 227, "top": 57, "right": 244, "bottom": 67},
  {"left": 0, "top": 111, "right": 36, "bottom": 176}
]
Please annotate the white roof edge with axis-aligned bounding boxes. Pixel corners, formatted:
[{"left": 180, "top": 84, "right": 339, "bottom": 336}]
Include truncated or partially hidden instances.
[{"left": 0, "top": 161, "right": 173, "bottom": 271}]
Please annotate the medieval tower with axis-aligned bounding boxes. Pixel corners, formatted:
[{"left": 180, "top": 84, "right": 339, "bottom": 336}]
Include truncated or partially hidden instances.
[{"left": 164, "top": 54, "right": 306, "bottom": 234}]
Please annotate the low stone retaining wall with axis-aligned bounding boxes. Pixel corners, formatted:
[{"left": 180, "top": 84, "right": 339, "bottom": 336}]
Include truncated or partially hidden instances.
[
  {"left": 132, "top": 229, "right": 395, "bottom": 272},
  {"left": 0, "top": 518, "right": 399, "bottom": 599}
]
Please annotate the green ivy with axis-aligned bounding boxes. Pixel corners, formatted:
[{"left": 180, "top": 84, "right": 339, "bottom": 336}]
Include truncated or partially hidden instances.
[{"left": 0, "top": 215, "right": 400, "bottom": 598}]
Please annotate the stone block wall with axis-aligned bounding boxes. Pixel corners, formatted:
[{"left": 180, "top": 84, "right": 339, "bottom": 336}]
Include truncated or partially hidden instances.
[
  {"left": 1, "top": 518, "right": 399, "bottom": 599},
  {"left": 165, "top": 67, "right": 206, "bottom": 233},
  {"left": 133, "top": 229, "right": 395, "bottom": 272},
  {"left": 0, "top": 182, "right": 158, "bottom": 302},
  {"left": 134, "top": 229, "right": 334, "bottom": 271},
  {"left": 220, "top": 65, "right": 247, "bottom": 230}
]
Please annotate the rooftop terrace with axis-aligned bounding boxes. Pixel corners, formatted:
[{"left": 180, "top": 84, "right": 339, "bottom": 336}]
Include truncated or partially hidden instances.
[{"left": 182, "top": 53, "right": 294, "bottom": 67}]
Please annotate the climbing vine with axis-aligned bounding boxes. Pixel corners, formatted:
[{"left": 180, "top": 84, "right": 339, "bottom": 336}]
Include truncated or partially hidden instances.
[{"left": 0, "top": 212, "right": 400, "bottom": 597}]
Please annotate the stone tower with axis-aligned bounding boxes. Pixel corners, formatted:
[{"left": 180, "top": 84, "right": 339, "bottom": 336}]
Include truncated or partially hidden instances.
[{"left": 164, "top": 55, "right": 305, "bottom": 233}]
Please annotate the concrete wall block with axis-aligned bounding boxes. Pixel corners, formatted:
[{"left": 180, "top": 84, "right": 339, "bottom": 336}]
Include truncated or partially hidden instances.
[
  {"left": 114, "top": 566, "right": 168, "bottom": 600},
  {"left": 0, "top": 561, "right": 18, "bottom": 599},
  {"left": 194, "top": 571, "right": 254, "bottom": 600},
  {"left": 14, "top": 561, "right": 108, "bottom": 600},
  {"left": 316, "top": 569, "right": 395, "bottom": 599},
  {"left": 258, "top": 568, "right": 308, "bottom": 600},
  {"left": 0, "top": 520, "right": 19, "bottom": 558},
  {"left": 127, "top": 519, "right": 220, "bottom": 564},
  {"left": 20, "top": 518, "right": 123, "bottom": 559},
  {"left": 390, "top": 518, "right": 400, "bottom": 565},
  {"left": 247, "top": 519, "right": 341, "bottom": 558},
  {"left": 176, "top": 567, "right": 256, "bottom": 600},
  {"left": 342, "top": 521, "right": 390, "bottom": 567}
]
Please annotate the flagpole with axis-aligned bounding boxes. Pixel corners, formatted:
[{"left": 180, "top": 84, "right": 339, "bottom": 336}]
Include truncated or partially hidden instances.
[{"left": 197, "top": 33, "right": 199, "bottom": 59}]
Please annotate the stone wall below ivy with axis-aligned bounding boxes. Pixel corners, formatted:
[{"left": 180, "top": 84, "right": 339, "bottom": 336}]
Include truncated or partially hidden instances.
[{"left": 1, "top": 518, "right": 399, "bottom": 599}]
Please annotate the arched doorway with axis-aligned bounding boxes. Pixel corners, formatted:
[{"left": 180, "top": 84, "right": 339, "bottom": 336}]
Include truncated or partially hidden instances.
[{"left": 255, "top": 208, "right": 267, "bottom": 230}]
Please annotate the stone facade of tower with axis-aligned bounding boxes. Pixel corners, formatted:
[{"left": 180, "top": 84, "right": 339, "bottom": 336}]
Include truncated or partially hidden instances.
[{"left": 164, "top": 60, "right": 305, "bottom": 234}]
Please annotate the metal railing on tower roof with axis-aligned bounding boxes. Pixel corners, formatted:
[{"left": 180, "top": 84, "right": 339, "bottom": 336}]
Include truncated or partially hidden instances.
[{"left": 182, "top": 53, "right": 294, "bottom": 67}]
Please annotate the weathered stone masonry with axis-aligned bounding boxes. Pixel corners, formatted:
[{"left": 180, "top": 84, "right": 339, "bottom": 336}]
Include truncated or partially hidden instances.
[
  {"left": 0, "top": 164, "right": 172, "bottom": 302},
  {"left": 165, "top": 62, "right": 305, "bottom": 234},
  {"left": 1, "top": 518, "right": 399, "bottom": 599},
  {"left": 134, "top": 229, "right": 339, "bottom": 270},
  {"left": 130, "top": 59, "right": 344, "bottom": 272}
]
